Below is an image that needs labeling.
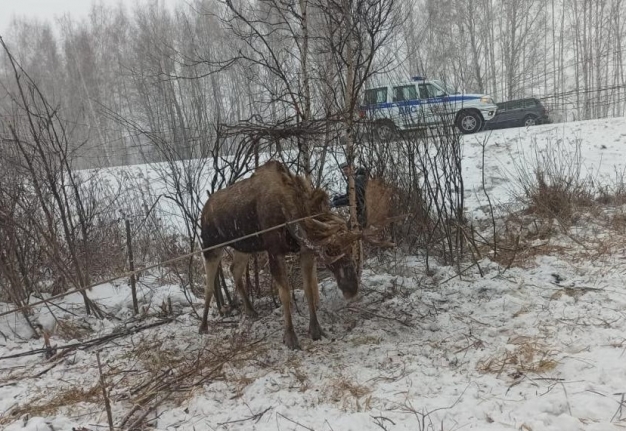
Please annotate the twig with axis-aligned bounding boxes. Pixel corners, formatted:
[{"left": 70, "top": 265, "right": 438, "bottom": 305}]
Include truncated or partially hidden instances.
[
  {"left": 440, "top": 261, "right": 481, "bottom": 284},
  {"left": 611, "top": 393, "right": 626, "bottom": 422},
  {"left": 119, "top": 403, "right": 142, "bottom": 428},
  {"left": 479, "top": 132, "right": 498, "bottom": 258},
  {"left": 372, "top": 415, "right": 396, "bottom": 430},
  {"left": 0, "top": 357, "right": 66, "bottom": 387},
  {"left": 125, "top": 391, "right": 173, "bottom": 430},
  {"left": 460, "top": 225, "right": 484, "bottom": 277},
  {"left": 276, "top": 412, "right": 315, "bottom": 430},
  {"left": 217, "top": 406, "right": 272, "bottom": 426},
  {"left": 396, "top": 382, "right": 472, "bottom": 418},
  {"left": 561, "top": 381, "right": 572, "bottom": 416},
  {"left": 33, "top": 357, "right": 65, "bottom": 378},
  {"left": 346, "top": 305, "right": 414, "bottom": 328},
  {"left": 96, "top": 352, "right": 114, "bottom": 431},
  {"left": 505, "top": 374, "right": 526, "bottom": 395},
  {"left": 121, "top": 340, "right": 253, "bottom": 428},
  {"left": 0, "top": 318, "right": 173, "bottom": 361}
]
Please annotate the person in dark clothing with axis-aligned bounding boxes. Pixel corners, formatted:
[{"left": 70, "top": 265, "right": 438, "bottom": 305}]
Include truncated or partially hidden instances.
[{"left": 331, "top": 162, "right": 369, "bottom": 227}]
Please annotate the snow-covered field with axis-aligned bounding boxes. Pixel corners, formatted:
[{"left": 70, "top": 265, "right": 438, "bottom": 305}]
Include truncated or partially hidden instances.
[{"left": 2, "top": 118, "right": 626, "bottom": 430}]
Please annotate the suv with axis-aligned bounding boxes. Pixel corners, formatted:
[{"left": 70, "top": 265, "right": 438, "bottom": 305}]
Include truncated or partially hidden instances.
[
  {"left": 486, "top": 98, "right": 550, "bottom": 129},
  {"left": 359, "top": 77, "right": 498, "bottom": 138}
]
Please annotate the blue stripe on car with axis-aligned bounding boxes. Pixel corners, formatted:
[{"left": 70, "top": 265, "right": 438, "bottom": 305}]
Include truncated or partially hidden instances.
[{"left": 364, "top": 95, "right": 482, "bottom": 111}]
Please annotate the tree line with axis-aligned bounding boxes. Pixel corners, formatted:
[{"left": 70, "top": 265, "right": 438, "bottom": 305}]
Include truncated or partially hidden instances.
[{"left": 1, "top": 0, "right": 624, "bottom": 169}]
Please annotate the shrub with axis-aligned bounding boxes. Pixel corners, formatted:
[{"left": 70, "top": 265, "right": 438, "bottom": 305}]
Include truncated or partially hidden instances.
[{"left": 512, "top": 138, "right": 595, "bottom": 223}]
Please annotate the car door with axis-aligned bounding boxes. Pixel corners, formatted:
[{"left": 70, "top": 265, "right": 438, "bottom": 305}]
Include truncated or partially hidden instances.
[
  {"left": 392, "top": 84, "right": 421, "bottom": 127},
  {"left": 521, "top": 98, "right": 538, "bottom": 123},
  {"left": 417, "top": 83, "right": 449, "bottom": 124},
  {"left": 490, "top": 102, "right": 510, "bottom": 127},
  {"left": 496, "top": 101, "right": 522, "bottom": 127},
  {"left": 362, "top": 87, "right": 389, "bottom": 122},
  {"left": 506, "top": 100, "right": 527, "bottom": 126}
]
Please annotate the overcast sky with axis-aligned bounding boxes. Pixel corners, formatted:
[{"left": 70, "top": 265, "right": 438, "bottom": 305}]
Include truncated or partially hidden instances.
[{"left": 0, "top": 0, "right": 178, "bottom": 36}]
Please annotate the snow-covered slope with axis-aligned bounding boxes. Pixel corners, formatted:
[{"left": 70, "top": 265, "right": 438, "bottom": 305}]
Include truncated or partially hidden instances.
[
  {"left": 463, "top": 117, "right": 626, "bottom": 219},
  {"left": 2, "top": 118, "right": 626, "bottom": 431}
]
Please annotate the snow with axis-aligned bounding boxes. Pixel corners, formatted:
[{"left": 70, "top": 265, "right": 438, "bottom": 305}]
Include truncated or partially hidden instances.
[
  {"left": 2, "top": 118, "right": 626, "bottom": 430},
  {"left": 463, "top": 117, "right": 626, "bottom": 220}
]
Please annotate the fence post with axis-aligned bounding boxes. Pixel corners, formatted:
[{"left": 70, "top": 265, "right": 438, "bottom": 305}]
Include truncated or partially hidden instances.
[{"left": 125, "top": 218, "right": 139, "bottom": 315}]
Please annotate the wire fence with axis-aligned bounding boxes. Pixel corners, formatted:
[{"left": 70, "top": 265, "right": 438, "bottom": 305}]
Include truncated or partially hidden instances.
[{"left": 0, "top": 213, "right": 329, "bottom": 320}]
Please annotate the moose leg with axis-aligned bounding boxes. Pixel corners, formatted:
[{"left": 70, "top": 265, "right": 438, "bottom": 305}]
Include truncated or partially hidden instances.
[
  {"left": 230, "top": 251, "right": 258, "bottom": 318},
  {"left": 268, "top": 254, "right": 300, "bottom": 350},
  {"left": 300, "top": 252, "right": 325, "bottom": 341},
  {"left": 199, "top": 248, "right": 223, "bottom": 334}
]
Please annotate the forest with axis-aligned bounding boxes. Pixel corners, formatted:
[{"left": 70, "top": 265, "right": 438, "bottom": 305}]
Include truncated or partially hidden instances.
[{"left": 1, "top": 0, "right": 625, "bottom": 168}]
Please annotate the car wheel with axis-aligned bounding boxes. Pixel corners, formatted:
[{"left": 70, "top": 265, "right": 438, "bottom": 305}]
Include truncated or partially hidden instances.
[
  {"left": 375, "top": 121, "right": 397, "bottom": 141},
  {"left": 456, "top": 110, "right": 483, "bottom": 134},
  {"left": 523, "top": 115, "right": 537, "bottom": 127}
]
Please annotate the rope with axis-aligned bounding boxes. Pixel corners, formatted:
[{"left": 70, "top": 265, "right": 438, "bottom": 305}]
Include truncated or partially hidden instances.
[{"left": 0, "top": 213, "right": 330, "bottom": 320}]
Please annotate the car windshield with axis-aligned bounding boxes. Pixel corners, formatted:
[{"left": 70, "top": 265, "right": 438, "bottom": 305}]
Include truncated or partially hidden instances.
[{"left": 432, "top": 80, "right": 459, "bottom": 95}]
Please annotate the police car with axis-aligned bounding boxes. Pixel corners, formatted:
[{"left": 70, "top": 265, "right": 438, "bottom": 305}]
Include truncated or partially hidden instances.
[{"left": 359, "top": 76, "right": 498, "bottom": 138}]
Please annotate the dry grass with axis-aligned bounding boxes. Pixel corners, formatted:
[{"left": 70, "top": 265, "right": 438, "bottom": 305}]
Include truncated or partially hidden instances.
[
  {"left": 116, "top": 335, "right": 268, "bottom": 428},
  {"left": 606, "top": 211, "right": 626, "bottom": 234},
  {"left": 2, "top": 385, "right": 100, "bottom": 423},
  {"left": 2, "top": 328, "right": 269, "bottom": 426},
  {"left": 326, "top": 375, "right": 372, "bottom": 411},
  {"left": 550, "top": 287, "right": 595, "bottom": 302},
  {"left": 55, "top": 318, "right": 93, "bottom": 340},
  {"left": 477, "top": 336, "right": 559, "bottom": 378},
  {"left": 133, "top": 339, "right": 185, "bottom": 374},
  {"left": 525, "top": 170, "right": 594, "bottom": 222},
  {"left": 350, "top": 335, "right": 383, "bottom": 346},
  {"left": 478, "top": 211, "right": 556, "bottom": 269},
  {"left": 229, "top": 374, "right": 256, "bottom": 399},
  {"left": 282, "top": 356, "right": 310, "bottom": 392},
  {"left": 486, "top": 202, "right": 626, "bottom": 270},
  {"left": 512, "top": 306, "right": 530, "bottom": 318},
  {"left": 596, "top": 168, "right": 626, "bottom": 206},
  {"left": 486, "top": 221, "right": 569, "bottom": 269},
  {"left": 510, "top": 138, "right": 597, "bottom": 228},
  {"left": 481, "top": 204, "right": 626, "bottom": 269}
]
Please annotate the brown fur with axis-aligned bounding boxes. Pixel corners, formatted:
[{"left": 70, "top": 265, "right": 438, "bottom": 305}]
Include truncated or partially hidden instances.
[{"left": 198, "top": 160, "right": 359, "bottom": 350}]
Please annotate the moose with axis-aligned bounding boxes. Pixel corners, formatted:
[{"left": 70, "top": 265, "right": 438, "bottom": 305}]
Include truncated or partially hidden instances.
[{"left": 199, "top": 160, "right": 360, "bottom": 350}]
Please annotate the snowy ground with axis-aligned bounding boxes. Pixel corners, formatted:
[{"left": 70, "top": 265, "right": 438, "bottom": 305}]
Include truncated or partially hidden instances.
[{"left": 2, "top": 118, "right": 626, "bottom": 430}]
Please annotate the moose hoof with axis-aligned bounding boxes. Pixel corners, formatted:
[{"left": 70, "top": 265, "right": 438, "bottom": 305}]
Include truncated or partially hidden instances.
[
  {"left": 198, "top": 324, "right": 209, "bottom": 334},
  {"left": 309, "top": 323, "right": 326, "bottom": 341},
  {"left": 283, "top": 330, "right": 301, "bottom": 350}
]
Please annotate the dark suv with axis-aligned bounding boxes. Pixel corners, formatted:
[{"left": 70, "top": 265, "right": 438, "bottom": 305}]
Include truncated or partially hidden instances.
[{"left": 486, "top": 98, "right": 550, "bottom": 130}]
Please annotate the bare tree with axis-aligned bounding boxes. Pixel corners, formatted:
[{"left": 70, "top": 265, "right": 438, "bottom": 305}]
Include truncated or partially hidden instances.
[
  {"left": 313, "top": 0, "right": 399, "bottom": 229},
  {"left": 0, "top": 37, "right": 115, "bottom": 317}
]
